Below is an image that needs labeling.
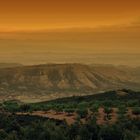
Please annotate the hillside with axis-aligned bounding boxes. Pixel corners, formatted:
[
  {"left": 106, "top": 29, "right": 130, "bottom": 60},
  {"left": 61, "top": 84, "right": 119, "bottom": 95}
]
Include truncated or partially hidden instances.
[
  {"left": 0, "top": 63, "right": 140, "bottom": 102},
  {"left": 41, "top": 89, "right": 140, "bottom": 104},
  {"left": 1, "top": 89, "right": 140, "bottom": 140}
]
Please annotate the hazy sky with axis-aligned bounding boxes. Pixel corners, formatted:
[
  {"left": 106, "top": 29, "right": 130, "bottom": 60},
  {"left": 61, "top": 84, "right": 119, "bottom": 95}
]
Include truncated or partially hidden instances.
[
  {"left": 0, "top": 0, "right": 140, "bottom": 30},
  {"left": 0, "top": 0, "right": 140, "bottom": 65}
]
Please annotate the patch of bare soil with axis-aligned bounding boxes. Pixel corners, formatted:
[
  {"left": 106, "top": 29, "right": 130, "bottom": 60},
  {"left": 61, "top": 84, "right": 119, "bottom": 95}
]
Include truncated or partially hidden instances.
[
  {"left": 17, "top": 110, "right": 77, "bottom": 125},
  {"left": 96, "top": 107, "right": 106, "bottom": 125},
  {"left": 108, "top": 108, "right": 118, "bottom": 124},
  {"left": 95, "top": 107, "right": 118, "bottom": 125},
  {"left": 16, "top": 107, "right": 140, "bottom": 126},
  {"left": 116, "top": 90, "right": 128, "bottom": 96}
]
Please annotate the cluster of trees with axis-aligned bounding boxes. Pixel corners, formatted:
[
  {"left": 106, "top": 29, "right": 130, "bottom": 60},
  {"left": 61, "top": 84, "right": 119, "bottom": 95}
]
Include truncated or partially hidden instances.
[
  {"left": 0, "top": 113, "right": 139, "bottom": 140},
  {"left": 1, "top": 90, "right": 140, "bottom": 114},
  {"left": 1, "top": 99, "right": 140, "bottom": 121}
]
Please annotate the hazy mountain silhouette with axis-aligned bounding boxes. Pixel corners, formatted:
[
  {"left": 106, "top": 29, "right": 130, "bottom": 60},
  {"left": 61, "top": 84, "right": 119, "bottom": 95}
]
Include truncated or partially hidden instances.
[{"left": 0, "top": 63, "right": 23, "bottom": 68}]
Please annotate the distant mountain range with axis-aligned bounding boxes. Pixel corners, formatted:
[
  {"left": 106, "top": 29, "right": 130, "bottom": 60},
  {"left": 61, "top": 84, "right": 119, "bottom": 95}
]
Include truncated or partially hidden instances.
[
  {"left": 0, "top": 63, "right": 139, "bottom": 102},
  {"left": 0, "top": 63, "right": 23, "bottom": 68}
]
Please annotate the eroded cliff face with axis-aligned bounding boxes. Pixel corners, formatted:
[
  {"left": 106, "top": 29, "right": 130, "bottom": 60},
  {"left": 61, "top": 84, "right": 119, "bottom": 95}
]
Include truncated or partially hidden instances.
[{"left": 0, "top": 64, "right": 139, "bottom": 101}]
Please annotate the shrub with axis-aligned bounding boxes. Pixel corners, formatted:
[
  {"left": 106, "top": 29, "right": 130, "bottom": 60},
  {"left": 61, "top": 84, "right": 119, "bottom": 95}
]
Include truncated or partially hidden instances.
[
  {"left": 132, "top": 107, "right": 140, "bottom": 115},
  {"left": 76, "top": 109, "right": 88, "bottom": 118}
]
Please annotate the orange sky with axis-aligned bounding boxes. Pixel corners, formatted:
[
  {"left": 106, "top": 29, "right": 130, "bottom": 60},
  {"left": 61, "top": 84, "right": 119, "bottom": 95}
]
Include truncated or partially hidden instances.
[
  {"left": 0, "top": 0, "right": 140, "bottom": 30},
  {"left": 0, "top": 0, "right": 140, "bottom": 65}
]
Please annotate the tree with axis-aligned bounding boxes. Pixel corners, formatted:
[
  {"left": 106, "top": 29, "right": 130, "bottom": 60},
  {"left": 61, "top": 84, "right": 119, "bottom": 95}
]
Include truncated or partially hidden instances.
[
  {"left": 0, "top": 129, "right": 7, "bottom": 139},
  {"left": 69, "top": 122, "right": 79, "bottom": 140},
  {"left": 99, "top": 125, "right": 123, "bottom": 140},
  {"left": 4, "top": 131, "right": 18, "bottom": 140},
  {"left": 132, "top": 107, "right": 140, "bottom": 115},
  {"left": 20, "top": 104, "right": 31, "bottom": 112},
  {"left": 86, "top": 116, "right": 99, "bottom": 139},
  {"left": 104, "top": 107, "right": 112, "bottom": 120},
  {"left": 123, "top": 130, "right": 136, "bottom": 140},
  {"left": 78, "top": 126, "right": 91, "bottom": 140},
  {"left": 76, "top": 109, "right": 88, "bottom": 118}
]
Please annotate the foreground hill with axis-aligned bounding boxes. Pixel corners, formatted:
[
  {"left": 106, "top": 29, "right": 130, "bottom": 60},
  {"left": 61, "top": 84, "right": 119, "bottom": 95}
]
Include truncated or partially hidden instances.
[
  {"left": 0, "top": 63, "right": 140, "bottom": 102},
  {"left": 1, "top": 89, "right": 140, "bottom": 140},
  {"left": 41, "top": 89, "right": 140, "bottom": 104}
]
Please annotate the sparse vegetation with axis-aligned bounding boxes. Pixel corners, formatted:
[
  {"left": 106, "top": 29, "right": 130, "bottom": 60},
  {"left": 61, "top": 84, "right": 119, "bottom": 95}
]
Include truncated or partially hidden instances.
[{"left": 0, "top": 89, "right": 140, "bottom": 139}]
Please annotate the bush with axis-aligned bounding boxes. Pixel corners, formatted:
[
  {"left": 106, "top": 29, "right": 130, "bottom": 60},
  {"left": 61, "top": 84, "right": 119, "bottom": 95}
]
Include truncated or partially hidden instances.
[
  {"left": 3, "top": 101, "right": 19, "bottom": 112},
  {"left": 118, "top": 105, "right": 127, "bottom": 115},
  {"left": 99, "top": 125, "right": 123, "bottom": 140},
  {"left": 123, "top": 130, "right": 136, "bottom": 140},
  {"left": 63, "top": 109, "right": 75, "bottom": 113},
  {"left": 0, "top": 129, "right": 7, "bottom": 139},
  {"left": 90, "top": 104, "right": 99, "bottom": 113},
  {"left": 20, "top": 104, "right": 31, "bottom": 112},
  {"left": 132, "top": 107, "right": 140, "bottom": 115},
  {"left": 76, "top": 109, "right": 88, "bottom": 118},
  {"left": 104, "top": 107, "right": 112, "bottom": 114}
]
